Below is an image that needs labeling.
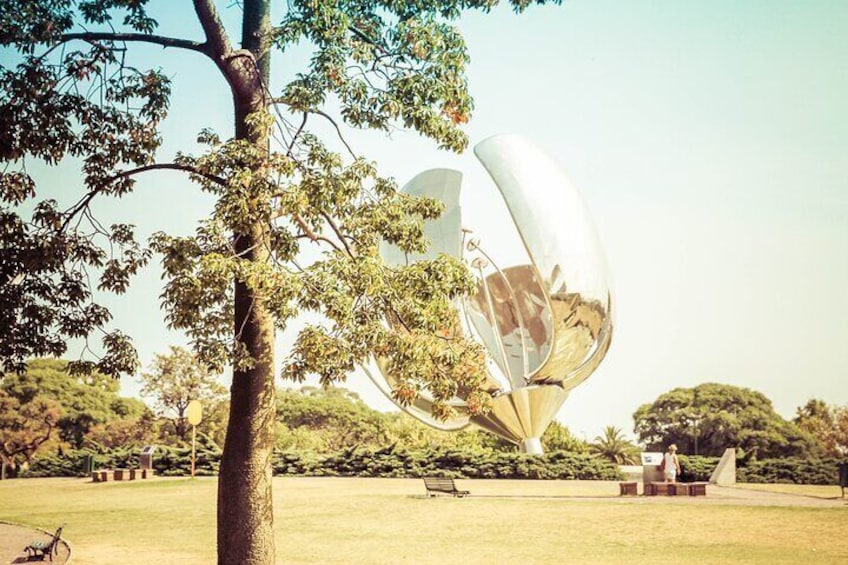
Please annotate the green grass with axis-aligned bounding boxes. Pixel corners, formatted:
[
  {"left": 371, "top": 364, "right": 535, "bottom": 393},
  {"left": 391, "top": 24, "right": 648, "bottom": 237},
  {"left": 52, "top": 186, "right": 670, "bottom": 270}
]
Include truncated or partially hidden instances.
[
  {"left": 1, "top": 477, "right": 846, "bottom": 564},
  {"left": 736, "top": 482, "right": 845, "bottom": 499}
]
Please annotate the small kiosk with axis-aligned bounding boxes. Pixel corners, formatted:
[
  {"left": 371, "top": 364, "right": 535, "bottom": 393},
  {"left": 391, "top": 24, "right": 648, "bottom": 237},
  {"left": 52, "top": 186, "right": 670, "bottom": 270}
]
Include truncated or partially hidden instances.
[{"left": 140, "top": 445, "right": 157, "bottom": 478}]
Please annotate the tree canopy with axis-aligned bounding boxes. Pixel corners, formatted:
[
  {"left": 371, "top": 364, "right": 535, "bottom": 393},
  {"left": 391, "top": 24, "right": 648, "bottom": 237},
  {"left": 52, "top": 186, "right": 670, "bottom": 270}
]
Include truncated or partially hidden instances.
[
  {"left": 794, "top": 398, "right": 848, "bottom": 458},
  {"left": 1, "top": 358, "right": 147, "bottom": 448},
  {"left": 140, "top": 346, "right": 227, "bottom": 442},
  {"left": 0, "top": 389, "right": 61, "bottom": 480},
  {"left": 633, "top": 382, "right": 818, "bottom": 459},
  {"left": 589, "top": 425, "right": 639, "bottom": 465}
]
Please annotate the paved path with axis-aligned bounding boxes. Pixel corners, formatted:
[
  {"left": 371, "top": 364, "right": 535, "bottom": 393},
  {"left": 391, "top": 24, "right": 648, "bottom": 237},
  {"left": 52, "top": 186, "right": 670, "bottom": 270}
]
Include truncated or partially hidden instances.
[
  {"left": 580, "top": 485, "right": 848, "bottom": 507},
  {"left": 463, "top": 481, "right": 848, "bottom": 507},
  {"left": 0, "top": 522, "right": 70, "bottom": 564},
  {"left": 706, "top": 484, "right": 848, "bottom": 507}
]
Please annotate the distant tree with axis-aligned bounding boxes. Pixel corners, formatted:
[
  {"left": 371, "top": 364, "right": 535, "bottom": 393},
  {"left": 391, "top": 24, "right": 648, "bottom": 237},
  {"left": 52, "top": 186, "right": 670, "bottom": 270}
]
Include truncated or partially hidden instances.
[
  {"left": 0, "top": 390, "right": 61, "bottom": 479},
  {"left": 542, "top": 422, "right": 589, "bottom": 453},
  {"left": 633, "top": 383, "right": 818, "bottom": 459},
  {"left": 589, "top": 426, "right": 639, "bottom": 464},
  {"left": 84, "top": 412, "right": 158, "bottom": 450},
  {"left": 276, "top": 386, "right": 387, "bottom": 453},
  {"left": 140, "top": 347, "right": 227, "bottom": 443},
  {"left": 274, "top": 386, "right": 517, "bottom": 454},
  {"left": 381, "top": 411, "right": 505, "bottom": 452},
  {"left": 794, "top": 399, "right": 848, "bottom": 457},
  {"left": 1, "top": 358, "right": 147, "bottom": 447}
]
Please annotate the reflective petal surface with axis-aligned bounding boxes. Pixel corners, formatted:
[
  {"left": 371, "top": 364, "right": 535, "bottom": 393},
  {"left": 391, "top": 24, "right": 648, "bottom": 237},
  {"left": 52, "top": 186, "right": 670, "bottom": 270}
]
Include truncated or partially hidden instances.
[{"left": 365, "top": 135, "right": 614, "bottom": 453}]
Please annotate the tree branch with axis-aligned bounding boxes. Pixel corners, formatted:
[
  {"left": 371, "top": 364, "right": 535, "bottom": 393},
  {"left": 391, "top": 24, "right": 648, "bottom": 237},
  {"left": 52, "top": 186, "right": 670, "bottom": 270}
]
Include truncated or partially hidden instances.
[
  {"left": 292, "top": 214, "right": 343, "bottom": 253},
  {"left": 59, "top": 32, "right": 209, "bottom": 54},
  {"left": 347, "top": 26, "right": 388, "bottom": 55},
  {"left": 62, "top": 163, "right": 228, "bottom": 231},
  {"left": 102, "top": 163, "right": 228, "bottom": 187},
  {"left": 311, "top": 110, "right": 357, "bottom": 160},
  {"left": 321, "top": 212, "right": 355, "bottom": 258},
  {"left": 286, "top": 112, "right": 308, "bottom": 157},
  {"left": 193, "top": 0, "right": 234, "bottom": 60}
]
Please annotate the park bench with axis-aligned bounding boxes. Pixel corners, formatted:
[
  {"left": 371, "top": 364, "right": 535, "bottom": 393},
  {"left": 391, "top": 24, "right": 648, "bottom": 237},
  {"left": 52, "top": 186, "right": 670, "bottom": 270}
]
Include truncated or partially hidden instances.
[
  {"left": 24, "top": 525, "right": 63, "bottom": 561},
  {"left": 423, "top": 476, "right": 469, "bottom": 498}
]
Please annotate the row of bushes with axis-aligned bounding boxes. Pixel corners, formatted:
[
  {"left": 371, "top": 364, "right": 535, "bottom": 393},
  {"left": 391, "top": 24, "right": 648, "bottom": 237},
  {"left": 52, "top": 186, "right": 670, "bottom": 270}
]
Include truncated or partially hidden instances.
[
  {"left": 736, "top": 457, "right": 844, "bottom": 485},
  {"left": 23, "top": 445, "right": 622, "bottom": 480},
  {"left": 275, "top": 445, "right": 624, "bottom": 479},
  {"left": 22, "top": 443, "right": 223, "bottom": 478},
  {"left": 677, "top": 455, "right": 844, "bottom": 485},
  {"left": 677, "top": 455, "right": 721, "bottom": 482},
  {"left": 21, "top": 447, "right": 845, "bottom": 485}
]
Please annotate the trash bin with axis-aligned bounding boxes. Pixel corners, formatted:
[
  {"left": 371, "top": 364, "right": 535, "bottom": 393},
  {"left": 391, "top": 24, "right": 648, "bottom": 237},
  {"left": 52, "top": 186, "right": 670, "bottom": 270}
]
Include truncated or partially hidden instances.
[{"left": 83, "top": 455, "right": 96, "bottom": 474}]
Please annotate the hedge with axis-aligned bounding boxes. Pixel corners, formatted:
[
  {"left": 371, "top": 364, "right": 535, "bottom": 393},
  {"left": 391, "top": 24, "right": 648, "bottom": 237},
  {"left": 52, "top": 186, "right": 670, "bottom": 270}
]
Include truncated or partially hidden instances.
[
  {"left": 22, "top": 445, "right": 622, "bottom": 480},
  {"left": 21, "top": 444, "right": 222, "bottom": 478},
  {"left": 675, "top": 455, "right": 845, "bottom": 485},
  {"left": 677, "top": 455, "right": 720, "bottom": 482},
  {"left": 20, "top": 446, "right": 845, "bottom": 485},
  {"left": 274, "top": 446, "right": 624, "bottom": 480},
  {"left": 736, "top": 457, "right": 843, "bottom": 485}
]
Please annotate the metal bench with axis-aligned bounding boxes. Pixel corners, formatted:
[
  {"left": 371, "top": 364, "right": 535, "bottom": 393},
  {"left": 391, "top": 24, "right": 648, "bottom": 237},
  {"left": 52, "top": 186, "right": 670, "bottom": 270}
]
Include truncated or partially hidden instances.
[
  {"left": 24, "top": 525, "right": 63, "bottom": 561},
  {"left": 423, "top": 476, "right": 470, "bottom": 498}
]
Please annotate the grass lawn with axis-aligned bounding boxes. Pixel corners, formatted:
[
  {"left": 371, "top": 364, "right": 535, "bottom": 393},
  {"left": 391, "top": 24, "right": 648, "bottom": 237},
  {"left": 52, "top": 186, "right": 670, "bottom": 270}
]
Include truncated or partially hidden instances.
[
  {"left": 1, "top": 477, "right": 846, "bottom": 564},
  {"left": 734, "top": 483, "right": 845, "bottom": 499}
]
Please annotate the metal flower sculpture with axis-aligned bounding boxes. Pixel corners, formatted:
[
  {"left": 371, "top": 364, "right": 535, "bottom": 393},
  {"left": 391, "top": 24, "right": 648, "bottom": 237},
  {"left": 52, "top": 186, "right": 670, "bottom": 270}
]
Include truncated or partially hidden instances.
[{"left": 365, "top": 134, "right": 613, "bottom": 454}]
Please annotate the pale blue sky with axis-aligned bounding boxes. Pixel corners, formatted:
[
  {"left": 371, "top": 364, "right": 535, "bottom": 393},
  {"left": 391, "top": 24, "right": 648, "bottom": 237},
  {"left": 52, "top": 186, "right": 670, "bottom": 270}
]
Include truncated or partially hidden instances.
[{"left": 9, "top": 0, "right": 848, "bottom": 441}]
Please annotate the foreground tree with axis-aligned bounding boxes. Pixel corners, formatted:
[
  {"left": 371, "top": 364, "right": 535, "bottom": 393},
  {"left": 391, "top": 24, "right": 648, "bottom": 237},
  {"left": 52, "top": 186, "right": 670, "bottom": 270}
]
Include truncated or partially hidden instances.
[
  {"left": 633, "top": 383, "right": 818, "bottom": 459},
  {"left": 1, "top": 1, "right": 555, "bottom": 562},
  {"left": 141, "top": 346, "right": 227, "bottom": 442}
]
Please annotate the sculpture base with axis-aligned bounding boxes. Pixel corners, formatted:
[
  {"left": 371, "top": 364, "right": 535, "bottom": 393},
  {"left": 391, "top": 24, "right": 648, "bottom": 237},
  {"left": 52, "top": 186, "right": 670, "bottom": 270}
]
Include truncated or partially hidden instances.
[{"left": 519, "top": 437, "right": 544, "bottom": 455}]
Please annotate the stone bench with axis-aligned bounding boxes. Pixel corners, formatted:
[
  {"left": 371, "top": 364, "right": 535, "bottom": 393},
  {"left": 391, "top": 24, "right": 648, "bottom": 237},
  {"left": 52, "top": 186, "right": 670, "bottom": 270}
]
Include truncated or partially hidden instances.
[
  {"left": 619, "top": 482, "right": 638, "bottom": 496},
  {"left": 644, "top": 481, "right": 708, "bottom": 496},
  {"left": 91, "top": 468, "right": 154, "bottom": 482}
]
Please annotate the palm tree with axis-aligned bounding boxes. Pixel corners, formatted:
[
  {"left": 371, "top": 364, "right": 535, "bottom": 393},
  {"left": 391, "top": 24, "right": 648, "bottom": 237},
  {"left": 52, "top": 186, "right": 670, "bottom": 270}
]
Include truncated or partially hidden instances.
[{"left": 590, "top": 426, "right": 640, "bottom": 465}]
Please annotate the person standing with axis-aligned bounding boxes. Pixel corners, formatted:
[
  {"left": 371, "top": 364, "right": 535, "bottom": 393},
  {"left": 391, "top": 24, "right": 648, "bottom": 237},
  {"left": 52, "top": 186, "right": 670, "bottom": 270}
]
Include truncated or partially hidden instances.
[{"left": 662, "top": 444, "right": 682, "bottom": 482}]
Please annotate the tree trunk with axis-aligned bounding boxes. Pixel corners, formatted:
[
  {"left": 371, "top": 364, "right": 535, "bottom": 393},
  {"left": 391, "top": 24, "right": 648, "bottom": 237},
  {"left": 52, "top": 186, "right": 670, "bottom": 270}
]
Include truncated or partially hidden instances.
[
  {"left": 217, "top": 1, "right": 276, "bottom": 564},
  {"left": 217, "top": 229, "right": 276, "bottom": 565}
]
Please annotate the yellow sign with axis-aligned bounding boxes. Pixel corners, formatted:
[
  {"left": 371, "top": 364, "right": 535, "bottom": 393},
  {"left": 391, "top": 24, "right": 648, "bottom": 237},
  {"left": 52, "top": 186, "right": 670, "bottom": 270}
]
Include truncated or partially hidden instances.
[{"left": 187, "top": 400, "right": 203, "bottom": 426}]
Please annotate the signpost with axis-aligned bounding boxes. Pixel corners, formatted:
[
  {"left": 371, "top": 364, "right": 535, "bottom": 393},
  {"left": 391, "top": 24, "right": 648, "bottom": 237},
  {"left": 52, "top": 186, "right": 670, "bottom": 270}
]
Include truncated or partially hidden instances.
[{"left": 186, "top": 400, "right": 203, "bottom": 478}]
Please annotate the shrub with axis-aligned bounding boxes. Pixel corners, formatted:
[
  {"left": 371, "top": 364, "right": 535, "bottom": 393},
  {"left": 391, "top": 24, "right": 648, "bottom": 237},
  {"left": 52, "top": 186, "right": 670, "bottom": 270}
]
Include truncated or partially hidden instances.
[
  {"left": 737, "top": 457, "right": 842, "bottom": 485},
  {"left": 23, "top": 444, "right": 623, "bottom": 480},
  {"left": 677, "top": 455, "right": 720, "bottom": 482},
  {"left": 303, "top": 447, "right": 623, "bottom": 480}
]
